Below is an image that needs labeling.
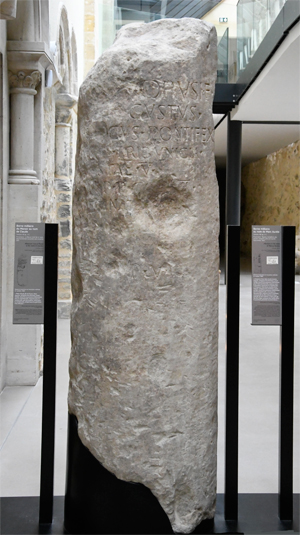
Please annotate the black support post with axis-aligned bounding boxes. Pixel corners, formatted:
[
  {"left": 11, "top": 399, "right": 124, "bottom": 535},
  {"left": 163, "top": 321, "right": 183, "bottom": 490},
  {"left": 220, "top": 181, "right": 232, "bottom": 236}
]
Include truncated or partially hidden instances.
[
  {"left": 224, "top": 115, "right": 242, "bottom": 522},
  {"left": 226, "top": 118, "right": 242, "bottom": 227},
  {"left": 279, "top": 226, "right": 295, "bottom": 521},
  {"left": 225, "top": 225, "right": 240, "bottom": 522},
  {"left": 39, "top": 224, "right": 58, "bottom": 525}
]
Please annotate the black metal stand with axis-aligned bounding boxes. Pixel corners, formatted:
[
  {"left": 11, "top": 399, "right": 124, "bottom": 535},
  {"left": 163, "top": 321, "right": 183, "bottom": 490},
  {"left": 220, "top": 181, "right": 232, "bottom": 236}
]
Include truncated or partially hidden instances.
[
  {"left": 225, "top": 116, "right": 242, "bottom": 286},
  {"left": 226, "top": 118, "right": 242, "bottom": 228},
  {"left": 279, "top": 226, "right": 295, "bottom": 521},
  {"left": 225, "top": 225, "right": 240, "bottom": 521},
  {"left": 39, "top": 224, "right": 58, "bottom": 525}
]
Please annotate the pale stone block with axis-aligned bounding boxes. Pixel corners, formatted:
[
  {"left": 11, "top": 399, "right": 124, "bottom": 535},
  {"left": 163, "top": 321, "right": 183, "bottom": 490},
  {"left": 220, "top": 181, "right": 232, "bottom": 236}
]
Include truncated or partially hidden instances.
[
  {"left": 70, "top": 19, "right": 219, "bottom": 534},
  {"left": 84, "top": 32, "right": 96, "bottom": 46},
  {"left": 84, "top": 43, "right": 95, "bottom": 60},
  {"left": 84, "top": 16, "right": 95, "bottom": 33},
  {"left": 84, "top": 0, "right": 95, "bottom": 15}
]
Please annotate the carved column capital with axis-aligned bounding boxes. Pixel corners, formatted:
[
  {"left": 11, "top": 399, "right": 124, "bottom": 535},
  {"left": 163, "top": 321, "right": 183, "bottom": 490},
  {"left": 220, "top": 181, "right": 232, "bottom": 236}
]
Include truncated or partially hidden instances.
[
  {"left": 9, "top": 70, "right": 41, "bottom": 94},
  {"left": 55, "top": 92, "right": 77, "bottom": 124}
]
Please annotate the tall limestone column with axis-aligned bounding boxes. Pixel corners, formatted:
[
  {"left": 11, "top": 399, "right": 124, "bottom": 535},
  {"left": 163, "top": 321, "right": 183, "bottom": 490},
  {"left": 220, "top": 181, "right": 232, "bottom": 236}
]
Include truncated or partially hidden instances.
[
  {"left": 55, "top": 92, "right": 77, "bottom": 318},
  {"left": 69, "top": 19, "right": 219, "bottom": 533}
]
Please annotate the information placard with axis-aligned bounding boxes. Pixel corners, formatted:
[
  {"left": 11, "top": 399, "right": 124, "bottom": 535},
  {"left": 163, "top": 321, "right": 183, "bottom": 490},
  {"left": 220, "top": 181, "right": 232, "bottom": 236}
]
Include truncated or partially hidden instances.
[
  {"left": 13, "top": 223, "right": 45, "bottom": 324},
  {"left": 252, "top": 225, "right": 282, "bottom": 325}
]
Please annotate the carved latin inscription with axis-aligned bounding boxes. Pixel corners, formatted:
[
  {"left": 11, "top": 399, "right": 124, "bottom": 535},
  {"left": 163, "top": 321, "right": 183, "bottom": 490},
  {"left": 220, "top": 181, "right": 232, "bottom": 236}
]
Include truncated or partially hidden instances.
[
  {"left": 70, "top": 18, "right": 219, "bottom": 534},
  {"left": 84, "top": 75, "right": 215, "bottom": 217}
]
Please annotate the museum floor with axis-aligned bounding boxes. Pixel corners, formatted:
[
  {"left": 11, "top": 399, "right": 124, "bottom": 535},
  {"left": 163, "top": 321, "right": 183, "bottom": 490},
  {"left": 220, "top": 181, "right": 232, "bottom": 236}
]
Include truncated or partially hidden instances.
[{"left": 1, "top": 265, "right": 299, "bottom": 533}]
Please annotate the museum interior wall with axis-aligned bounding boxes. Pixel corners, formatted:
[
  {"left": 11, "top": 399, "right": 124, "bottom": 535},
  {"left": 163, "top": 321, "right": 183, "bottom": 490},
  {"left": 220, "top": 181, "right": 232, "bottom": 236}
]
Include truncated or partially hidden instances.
[
  {"left": 0, "top": 0, "right": 81, "bottom": 389},
  {"left": 240, "top": 140, "right": 300, "bottom": 266}
]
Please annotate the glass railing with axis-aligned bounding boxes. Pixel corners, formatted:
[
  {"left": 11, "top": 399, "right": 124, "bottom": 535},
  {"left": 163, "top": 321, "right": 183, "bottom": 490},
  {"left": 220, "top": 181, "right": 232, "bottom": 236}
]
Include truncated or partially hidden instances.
[
  {"left": 109, "top": 0, "right": 239, "bottom": 85},
  {"left": 97, "top": 0, "right": 295, "bottom": 99},
  {"left": 114, "top": 6, "right": 161, "bottom": 33},
  {"left": 237, "top": 0, "right": 287, "bottom": 76},
  {"left": 217, "top": 27, "right": 229, "bottom": 83},
  {"left": 98, "top": 0, "right": 230, "bottom": 70}
]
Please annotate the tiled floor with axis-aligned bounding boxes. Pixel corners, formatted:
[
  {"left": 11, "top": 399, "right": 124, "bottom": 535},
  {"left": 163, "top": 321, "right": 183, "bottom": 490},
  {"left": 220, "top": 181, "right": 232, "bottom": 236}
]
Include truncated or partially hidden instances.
[{"left": 1, "top": 270, "right": 299, "bottom": 499}]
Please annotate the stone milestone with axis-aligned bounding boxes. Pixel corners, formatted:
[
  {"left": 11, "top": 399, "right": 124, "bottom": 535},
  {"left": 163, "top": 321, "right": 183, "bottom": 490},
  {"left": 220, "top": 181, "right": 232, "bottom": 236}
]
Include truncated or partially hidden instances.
[{"left": 69, "top": 18, "right": 219, "bottom": 534}]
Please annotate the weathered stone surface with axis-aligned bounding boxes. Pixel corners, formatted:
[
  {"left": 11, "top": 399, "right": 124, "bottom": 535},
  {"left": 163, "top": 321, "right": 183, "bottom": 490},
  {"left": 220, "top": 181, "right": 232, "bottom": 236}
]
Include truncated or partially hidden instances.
[{"left": 69, "top": 18, "right": 219, "bottom": 534}]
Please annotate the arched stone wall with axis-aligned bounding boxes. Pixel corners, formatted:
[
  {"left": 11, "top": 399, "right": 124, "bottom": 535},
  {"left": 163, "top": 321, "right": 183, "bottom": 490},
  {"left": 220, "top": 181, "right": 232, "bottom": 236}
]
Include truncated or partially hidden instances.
[
  {"left": 71, "top": 29, "right": 78, "bottom": 96},
  {"left": 56, "top": 5, "right": 72, "bottom": 92},
  {"left": 54, "top": 6, "right": 78, "bottom": 318}
]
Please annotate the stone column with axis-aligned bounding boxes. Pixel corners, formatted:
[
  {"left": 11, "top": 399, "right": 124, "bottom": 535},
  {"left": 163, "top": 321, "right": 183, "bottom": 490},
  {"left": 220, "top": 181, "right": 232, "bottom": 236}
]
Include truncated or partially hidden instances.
[
  {"left": 55, "top": 92, "right": 76, "bottom": 318},
  {"left": 8, "top": 70, "right": 41, "bottom": 184},
  {"left": 6, "top": 69, "right": 43, "bottom": 385}
]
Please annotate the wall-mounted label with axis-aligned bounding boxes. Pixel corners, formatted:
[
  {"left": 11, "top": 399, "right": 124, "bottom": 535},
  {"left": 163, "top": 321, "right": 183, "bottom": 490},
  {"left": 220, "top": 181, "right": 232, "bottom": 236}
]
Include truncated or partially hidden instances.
[
  {"left": 252, "top": 225, "right": 282, "bottom": 325},
  {"left": 13, "top": 223, "right": 45, "bottom": 324}
]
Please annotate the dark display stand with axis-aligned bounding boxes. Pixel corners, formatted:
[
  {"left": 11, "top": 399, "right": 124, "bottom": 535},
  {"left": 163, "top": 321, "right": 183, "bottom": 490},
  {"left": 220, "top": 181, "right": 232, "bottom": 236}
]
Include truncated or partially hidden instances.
[
  {"left": 224, "top": 226, "right": 240, "bottom": 521},
  {"left": 65, "top": 414, "right": 174, "bottom": 534},
  {"left": 39, "top": 224, "right": 59, "bottom": 525},
  {"left": 1, "top": 493, "right": 299, "bottom": 534},
  {"left": 279, "top": 226, "right": 296, "bottom": 521}
]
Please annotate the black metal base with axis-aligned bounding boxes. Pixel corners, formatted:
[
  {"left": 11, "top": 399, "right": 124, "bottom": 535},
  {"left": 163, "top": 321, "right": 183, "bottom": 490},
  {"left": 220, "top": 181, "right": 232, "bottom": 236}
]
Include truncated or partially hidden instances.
[
  {"left": 65, "top": 414, "right": 174, "bottom": 534},
  {"left": 1, "top": 494, "right": 299, "bottom": 535},
  {"left": 2, "top": 413, "right": 298, "bottom": 535},
  {"left": 0, "top": 495, "right": 65, "bottom": 535}
]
